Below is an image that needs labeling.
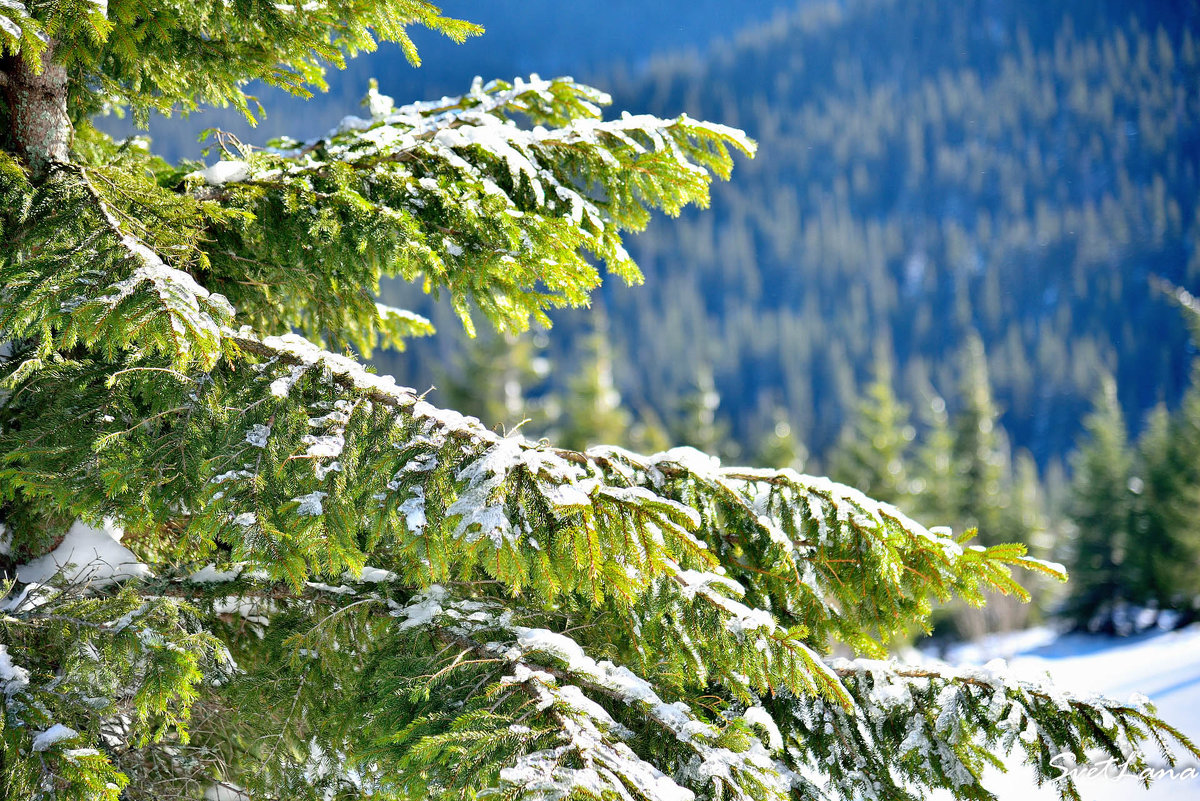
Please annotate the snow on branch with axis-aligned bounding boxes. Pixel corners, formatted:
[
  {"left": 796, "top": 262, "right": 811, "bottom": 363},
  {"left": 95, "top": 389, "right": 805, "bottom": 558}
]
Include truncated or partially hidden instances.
[
  {"left": 181, "top": 75, "right": 754, "bottom": 339},
  {"left": 363, "top": 582, "right": 1197, "bottom": 801},
  {"left": 573, "top": 447, "right": 1066, "bottom": 654},
  {"left": 388, "top": 587, "right": 792, "bottom": 801},
  {"left": 772, "top": 655, "right": 1200, "bottom": 801},
  {"left": 0, "top": 166, "right": 235, "bottom": 375}
]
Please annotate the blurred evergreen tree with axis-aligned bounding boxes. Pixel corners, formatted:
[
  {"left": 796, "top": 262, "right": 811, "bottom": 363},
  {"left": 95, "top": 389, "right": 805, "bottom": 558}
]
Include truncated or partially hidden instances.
[
  {"left": 627, "top": 403, "right": 673, "bottom": 454},
  {"left": 755, "top": 407, "right": 808, "bottom": 470},
  {"left": 1126, "top": 287, "right": 1200, "bottom": 622},
  {"left": 829, "top": 352, "right": 914, "bottom": 506},
  {"left": 554, "top": 319, "right": 634, "bottom": 451},
  {"left": 1066, "top": 375, "right": 1136, "bottom": 629},
  {"left": 436, "top": 330, "right": 551, "bottom": 435},
  {"left": 951, "top": 335, "right": 1011, "bottom": 546},
  {"left": 672, "top": 365, "right": 731, "bottom": 457},
  {"left": 910, "top": 391, "right": 959, "bottom": 527},
  {"left": 1131, "top": 405, "right": 1200, "bottom": 619}
]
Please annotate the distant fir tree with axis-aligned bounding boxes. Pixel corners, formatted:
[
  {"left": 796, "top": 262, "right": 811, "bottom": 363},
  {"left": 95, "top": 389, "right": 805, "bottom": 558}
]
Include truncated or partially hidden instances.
[
  {"left": 910, "top": 391, "right": 960, "bottom": 526},
  {"left": 1128, "top": 283, "right": 1200, "bottom": 623},
  {"left": 435, "top": 329, "right": 551, "bottom": 435},
  {"left": 754, "top": 406, "right": 808, "bottom": 471},
  {"left": 671, "top": 365, "right": 731, "bottom": 457},
  {"left": 1065, "top": 375, "right": 1136, "bottom": 629},
  {"left": 0, "top": 5, "right": 1195, "bottom": 800},
  {"left": 909, "top": 347, "right": 1051, "bottom": 637},
  {"left": 1132, "top": 405, "right": 1200, "bottom": 619},
  {"left": 1065, "top": 285, "right": 1200, "bottom": 631},
  {"left": 951, "top": 335, "right": 1011, "bottom": 547},
  {"left": 829, "top": 352, "right": 914, "bottom": 507},
  {"left": 552, "top": 315, "right": 635, "bottom": 451}
]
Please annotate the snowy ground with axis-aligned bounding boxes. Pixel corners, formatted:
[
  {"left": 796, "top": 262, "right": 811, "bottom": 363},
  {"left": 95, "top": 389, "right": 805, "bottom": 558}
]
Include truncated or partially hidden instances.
[{"left": 928, "top": 625, "right": 1200, "bottom": 800}]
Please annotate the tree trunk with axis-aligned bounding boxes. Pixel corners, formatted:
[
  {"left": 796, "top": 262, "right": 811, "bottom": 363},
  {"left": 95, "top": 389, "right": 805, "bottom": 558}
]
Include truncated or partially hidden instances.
[{"left": 2, "top": 42, "right": 71, "bottom": 173}]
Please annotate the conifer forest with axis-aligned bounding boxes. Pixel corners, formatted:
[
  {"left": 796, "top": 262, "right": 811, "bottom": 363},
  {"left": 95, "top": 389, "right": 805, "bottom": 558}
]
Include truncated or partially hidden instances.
[{"left": 2, "top": 0, "right": 1200, "bottom": 799}]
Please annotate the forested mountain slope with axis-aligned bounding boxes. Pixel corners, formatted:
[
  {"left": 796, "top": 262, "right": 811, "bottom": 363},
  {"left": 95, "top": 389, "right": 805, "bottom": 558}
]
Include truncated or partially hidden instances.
[
  {"left": 372, "top": 0, "right": 1200, "bottom": 464},
  {"left": 596, "top": 0, "right": 1200, "bottom": 460},
  {"left": 101, "top": 0, "right": 1200, "bottom": 465}
]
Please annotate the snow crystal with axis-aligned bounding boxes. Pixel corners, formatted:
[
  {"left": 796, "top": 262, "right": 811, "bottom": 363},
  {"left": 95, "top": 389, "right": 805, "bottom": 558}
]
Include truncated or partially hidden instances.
[
  {"left": 260, "top": 333, "right": 430, "bottom": 415},
  {"left": 101, "top": 233, "right": 232, "bottom": 354},
  {"left": 538, "top": 482, "right": 592, "bottom": 510},
  {"left": 204, "top": 783, "right": 251, "bottom": 801},
  {"left": 314, "top": 460, "right": 341, "bottom": 481},
  {"left": 0, "top": 644, "right": 30, "bottom": 695},
  {"left": 597, "top": 485, "right": 701, "bottom": 528},
  {"left": 673, "top": 569, "right": 745, "bottom": 601},
  {"left": 375, "top": 303, "right": 431, "bottom": 328},
  {"left": 397, "top": 486, "right": 427, "bottom": 534},
  {"left": 196, "top": 160, "right": 251, "bottom": 186},
  {"left": 108, "top": 603, "right": 149, "bottom": 634},
  {"left": 670, "top": 563, "right": 776, "bottom": 638},
  {"left": 245, "top": 424, "right": 270, "bottom": 448},
  {"left": 189, "top": 564, "right": 244, "bottom": 584},
  {"left": 335, "top": 114, "right": 372, "bottom": 134},
  {"left": 212, "top": 597, "right": 274, "bottom": 628},
  {"left": 365, "top": 85, "right": 394, "bottom": 118},
  {"left": 268, "top": 364, "right": 309, "bottom": 398},
  {"left": 63, "top": 747, "right": 102, "bottom": 760},
  {"left": 293, "top": 491, "right": 327, "bottom": 516},
  {"left": 211, "top": 469, "right": 252, "bottom": 486},
  {"left": 1020, "top": 556, "right": 1067, "bottom": 575},
  {"left": 15, "top": 519, "right": 152, "bottom": 587},
  {"left": 345, "top": 566, "right": 397, "bottom": 583},
  {"left": 302, "top": 433, "right": 344, "bottom": 460},
  {"left": 446, "top": 437, "right": 526, "bottom": 545},
  {"left": 433, "top": 117, "right": 546, "bottom": 205},
  {"left": 0, "top": 1, "right": 26, "bottom": 39},
  {"left": 32, "top": 724, "right": 78, "bottom": 751},
  {"left": 306, "top": 581, "right": 355, "bottom": 595},
  {"left": 743, "top": 706, "right": 784, "bottom": 751},
  {"left": 653, "top": 446, "right": 722, "bottom": 477},
  {"left": 757, "top": 515, "right": 792, "bottom": 549},
  {"left": 394, "top": 585, "right": 447, "bottom": 629}
]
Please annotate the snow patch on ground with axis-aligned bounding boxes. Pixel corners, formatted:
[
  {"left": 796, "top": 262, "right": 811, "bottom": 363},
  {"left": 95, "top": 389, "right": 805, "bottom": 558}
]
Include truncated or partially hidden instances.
[{"left": 929, "top": 625, "right": 1200, "bottom": 800}]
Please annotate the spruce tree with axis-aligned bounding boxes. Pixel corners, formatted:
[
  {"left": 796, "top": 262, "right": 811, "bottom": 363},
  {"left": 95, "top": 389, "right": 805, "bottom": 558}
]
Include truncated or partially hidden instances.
[
  {"left": 950, "top": 335, "right": 1011, "bottom": 547},
  {"left": 0, "top": 6, "right": 1196, "bottom": 801},
  {"left": 829, "top": 353, "right": 914, "bottom": 507},
  {"left": 1130, "top": 282, "right": 1200, "bottom": 622},
  {"left": 1065, "top": 375, "right": 1136, "bottom": 630},
  {"left": 435, "top": 330, "right": 550, "bottom": 436},
  {"left": 910, "top": 391, "right": 959, "bottom": 526},
  {"left": 554, "top": 317, "right": 633, "bottom": 452},
  {"left": 671, "top": 366, "right": 730, "bottom": 457},
  {"left": 754, "top": 407, "right": 807, "bottom": 472},
  {"left": 1132, "top": 405, "right": 1200, "bottom": 618}
]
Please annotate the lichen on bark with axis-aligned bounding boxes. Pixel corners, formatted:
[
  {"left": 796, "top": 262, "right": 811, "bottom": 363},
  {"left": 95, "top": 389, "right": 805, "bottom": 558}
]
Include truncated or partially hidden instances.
[{"left": 2, "top": 40, "right": 71, "bottom": 173}]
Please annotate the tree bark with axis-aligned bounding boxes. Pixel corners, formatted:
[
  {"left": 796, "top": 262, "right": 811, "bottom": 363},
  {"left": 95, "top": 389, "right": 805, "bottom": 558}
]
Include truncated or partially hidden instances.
[{"left": 2, "top": 41, "right": 70, "bottom": 173}]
